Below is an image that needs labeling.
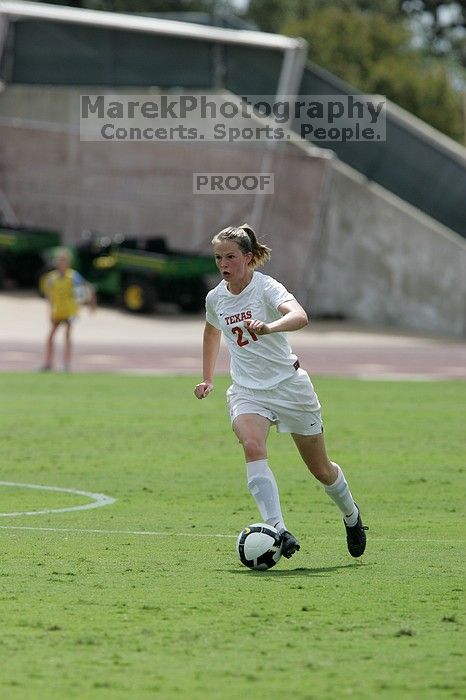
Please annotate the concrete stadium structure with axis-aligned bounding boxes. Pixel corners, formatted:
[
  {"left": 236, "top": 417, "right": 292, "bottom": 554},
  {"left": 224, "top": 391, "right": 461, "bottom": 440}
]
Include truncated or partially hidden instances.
[{"left": 0, "top": 2, "right": 465, "bottom": 337}]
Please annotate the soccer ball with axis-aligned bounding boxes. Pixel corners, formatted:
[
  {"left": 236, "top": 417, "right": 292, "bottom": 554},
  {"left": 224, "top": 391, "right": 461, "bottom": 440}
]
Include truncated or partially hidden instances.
[{"left": 236, "top": 523, "right": 282, "bottom": 571}]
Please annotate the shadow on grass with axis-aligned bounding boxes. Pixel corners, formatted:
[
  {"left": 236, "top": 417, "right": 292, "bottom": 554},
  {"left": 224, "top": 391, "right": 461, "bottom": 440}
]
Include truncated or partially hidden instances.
[{"left": 224, "top": 563, "right": 367, "bottom": 577}]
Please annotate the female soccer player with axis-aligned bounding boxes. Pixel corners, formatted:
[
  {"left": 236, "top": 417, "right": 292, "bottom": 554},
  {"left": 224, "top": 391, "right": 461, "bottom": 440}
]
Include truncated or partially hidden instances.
[
  {"left": 194, "top": 224, "right": 367, "bottom": 559},
  {"left": 41, "top": 248, "right": 96, "bottom": 372}
]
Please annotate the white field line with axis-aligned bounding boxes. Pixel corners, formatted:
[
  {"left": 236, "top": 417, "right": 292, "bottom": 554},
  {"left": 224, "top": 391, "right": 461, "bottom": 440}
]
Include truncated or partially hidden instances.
[
  {"left": 0, "top": 483, "right": 463, "bottom": 544},
  {"left": 0, "top": 524, "right": 463, "bottom": 545},
  {"left": 0, "top": 524, "right": 234, "bottom": 538},
  {"left": 0, "top": 481, "right": 115, "bottom": 517}
]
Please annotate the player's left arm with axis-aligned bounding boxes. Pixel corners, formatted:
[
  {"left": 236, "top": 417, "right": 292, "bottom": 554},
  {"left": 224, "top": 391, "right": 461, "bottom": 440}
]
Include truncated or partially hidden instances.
[
  {"left": 86, "top": 283, "right": 97, "bottom": 311},
  {"left": 73, "top": 270, "right": 97, "bottom": 311},
  {"left": 244, "top": 299, "right": 308, "bottom": 335}
]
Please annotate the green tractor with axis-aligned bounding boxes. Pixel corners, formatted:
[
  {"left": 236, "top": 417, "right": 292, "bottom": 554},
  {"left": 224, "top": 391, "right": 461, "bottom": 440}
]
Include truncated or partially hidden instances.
[
  {"left": 0, "top": 225, "right": 61, "bottom": 288},
  {"left": 71, "top": 235, "right": 217, "bottom": 313}
]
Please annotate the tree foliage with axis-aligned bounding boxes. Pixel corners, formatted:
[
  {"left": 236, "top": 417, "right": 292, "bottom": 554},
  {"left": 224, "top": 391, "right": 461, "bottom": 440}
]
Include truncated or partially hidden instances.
[
  {"left": 400, "top": 1, "right": 466, "bottom": 64},
  {"left": 248, "top": 0, "right": 464, "bottom": 141},
  {"left": 246, "top": 0, "right": 400, "bottom": 34}
]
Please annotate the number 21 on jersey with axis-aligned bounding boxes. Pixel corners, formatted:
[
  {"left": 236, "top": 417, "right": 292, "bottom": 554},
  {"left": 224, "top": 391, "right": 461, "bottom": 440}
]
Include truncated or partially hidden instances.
[{"left": 232, "top": 326, "right": 258, "bottom": 347}]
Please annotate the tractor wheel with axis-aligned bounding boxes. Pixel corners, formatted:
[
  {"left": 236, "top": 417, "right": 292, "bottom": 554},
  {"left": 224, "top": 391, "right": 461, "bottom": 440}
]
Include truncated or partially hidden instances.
[{"left": 122, "top": 277, "right": 156, "bottom": 313}]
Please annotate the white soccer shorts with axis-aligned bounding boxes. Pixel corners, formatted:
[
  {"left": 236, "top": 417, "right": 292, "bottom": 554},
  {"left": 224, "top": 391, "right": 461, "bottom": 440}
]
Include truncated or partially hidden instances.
[{"left": 226, "top": 368, "right": 323, "bottom": 436}]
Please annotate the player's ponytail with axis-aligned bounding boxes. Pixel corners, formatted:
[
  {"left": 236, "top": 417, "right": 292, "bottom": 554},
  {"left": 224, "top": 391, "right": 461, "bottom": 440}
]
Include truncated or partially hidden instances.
[{"left": 212, "top": 223, "right": 271, "bottom": 269}]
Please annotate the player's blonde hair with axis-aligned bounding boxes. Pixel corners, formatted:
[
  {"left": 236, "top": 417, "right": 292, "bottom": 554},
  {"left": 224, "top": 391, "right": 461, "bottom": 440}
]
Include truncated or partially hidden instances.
[{"left": 212, "top": 223, "right": 271, "bottom": 269}]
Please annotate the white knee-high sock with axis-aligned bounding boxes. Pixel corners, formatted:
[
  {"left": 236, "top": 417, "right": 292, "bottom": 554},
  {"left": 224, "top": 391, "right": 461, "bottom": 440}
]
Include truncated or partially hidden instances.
[
  {"left": 324, "top": 462, "right": 359, "bottom": 526},
  {"left": 246, "top": 459, "right": 286, "bottom": 532}
]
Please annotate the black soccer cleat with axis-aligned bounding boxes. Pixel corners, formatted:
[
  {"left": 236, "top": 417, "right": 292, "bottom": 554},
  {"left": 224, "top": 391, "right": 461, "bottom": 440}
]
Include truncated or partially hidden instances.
[
  {"left": 344, "top": 504, "right": 368, "bottom": 558},
  {"left": 279, "top": 530, "right": 301, "bottom": 559}
]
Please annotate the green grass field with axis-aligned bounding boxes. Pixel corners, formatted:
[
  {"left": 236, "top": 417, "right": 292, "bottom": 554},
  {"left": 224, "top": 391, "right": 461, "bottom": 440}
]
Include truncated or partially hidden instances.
[{"left": 0, "top": 373, "right": 464, "bottom": 700}]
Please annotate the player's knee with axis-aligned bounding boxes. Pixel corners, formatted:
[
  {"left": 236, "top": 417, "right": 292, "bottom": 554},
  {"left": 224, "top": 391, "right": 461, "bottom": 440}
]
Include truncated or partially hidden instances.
[{"left": 239, "top": 436, "right": 266, "bottom": 461}]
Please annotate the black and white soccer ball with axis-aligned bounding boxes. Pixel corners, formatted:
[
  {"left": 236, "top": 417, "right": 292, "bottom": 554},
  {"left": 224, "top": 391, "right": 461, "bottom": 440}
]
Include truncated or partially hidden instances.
[{"left": 236, "top": 523, "right": 282, "bottom": 571}]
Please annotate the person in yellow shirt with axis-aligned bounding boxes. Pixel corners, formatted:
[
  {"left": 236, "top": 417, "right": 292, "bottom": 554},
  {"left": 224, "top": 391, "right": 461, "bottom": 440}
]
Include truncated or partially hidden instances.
[{"left": 42, "top": 249, "right": 96, "bottom": 372}]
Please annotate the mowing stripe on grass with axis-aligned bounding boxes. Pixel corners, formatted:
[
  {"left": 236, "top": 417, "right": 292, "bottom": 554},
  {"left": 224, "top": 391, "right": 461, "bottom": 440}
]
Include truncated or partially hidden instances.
[
  {"left": 0, "top": 481, "right": 115, "bottom": 517},
  {"left": 0, "top": 524, "right": 463, "bottom": 545}
]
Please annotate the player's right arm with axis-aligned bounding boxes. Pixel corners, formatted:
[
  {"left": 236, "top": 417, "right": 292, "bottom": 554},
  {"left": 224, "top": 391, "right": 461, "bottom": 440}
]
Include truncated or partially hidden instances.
[
  {"left": 43, "top": 273, "right": 54, "bottom": 319},
  {"left": 194, "top": 321, "right": 221, "bottom": 399}
]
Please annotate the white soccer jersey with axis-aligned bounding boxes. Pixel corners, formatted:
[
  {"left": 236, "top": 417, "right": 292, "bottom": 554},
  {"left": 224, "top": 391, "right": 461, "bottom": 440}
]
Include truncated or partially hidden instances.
[{"left": 205, "top": 271, "right": 300, "bottom": 389}]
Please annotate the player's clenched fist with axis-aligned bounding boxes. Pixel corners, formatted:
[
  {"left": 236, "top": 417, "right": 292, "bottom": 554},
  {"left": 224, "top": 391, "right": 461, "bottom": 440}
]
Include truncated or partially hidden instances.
[
  {"left": 244, "top": 319, "right": 270, "bottom": 335},
  {"left": 194, "top": 381, "right": 214, "bottom": 399}
]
